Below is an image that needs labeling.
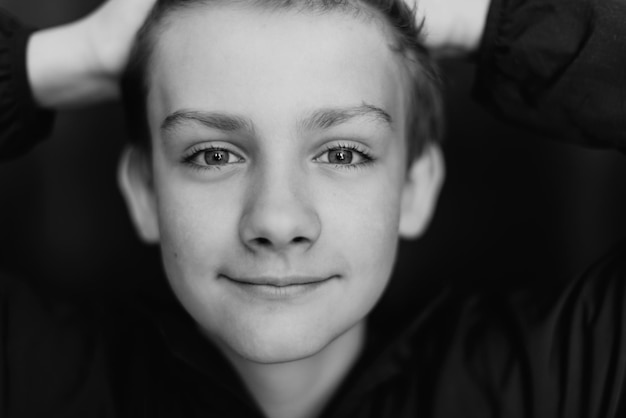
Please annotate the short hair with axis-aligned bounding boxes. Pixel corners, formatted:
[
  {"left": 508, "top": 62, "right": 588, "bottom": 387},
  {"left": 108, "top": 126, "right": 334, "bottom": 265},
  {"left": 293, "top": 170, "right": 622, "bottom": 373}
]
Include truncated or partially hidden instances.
[{"left": 121, "top": 0, "right": 444, "bottom": 159}]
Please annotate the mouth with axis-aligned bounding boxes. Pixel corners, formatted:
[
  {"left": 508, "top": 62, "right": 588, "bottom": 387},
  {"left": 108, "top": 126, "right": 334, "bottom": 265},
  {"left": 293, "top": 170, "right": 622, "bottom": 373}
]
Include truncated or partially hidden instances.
[{"left": 219, "top": 274, "right": 339, "bottom": 299}]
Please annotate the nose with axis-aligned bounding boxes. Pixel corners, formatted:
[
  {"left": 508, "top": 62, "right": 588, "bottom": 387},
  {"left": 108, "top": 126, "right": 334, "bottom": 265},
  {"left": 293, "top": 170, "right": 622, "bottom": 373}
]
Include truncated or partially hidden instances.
[{"left": 239, "top": 168, "right": 321, "bottom": 253}]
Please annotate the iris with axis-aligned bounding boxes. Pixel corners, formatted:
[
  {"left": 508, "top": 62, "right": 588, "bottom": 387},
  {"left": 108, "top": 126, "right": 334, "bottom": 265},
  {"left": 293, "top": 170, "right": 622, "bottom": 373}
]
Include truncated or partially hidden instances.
[{"left": 329, "top": 150, "right": 353, "bottom": 164}]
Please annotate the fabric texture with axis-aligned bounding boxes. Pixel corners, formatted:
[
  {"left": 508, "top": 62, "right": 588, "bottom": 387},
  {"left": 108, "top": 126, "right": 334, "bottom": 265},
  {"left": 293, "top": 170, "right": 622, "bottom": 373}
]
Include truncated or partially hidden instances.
[
  {"left": 0, "top": 7, "right": 54, "bottom": 161},
  {"left": 473, "top": 0, "right": 626, "bottom": 151}
]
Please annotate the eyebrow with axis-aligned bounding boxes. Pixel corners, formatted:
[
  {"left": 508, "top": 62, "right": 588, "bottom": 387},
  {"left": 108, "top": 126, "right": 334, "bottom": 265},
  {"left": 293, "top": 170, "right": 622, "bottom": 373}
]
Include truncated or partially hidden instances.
[
  {"left": 298, "top": 104, "right": 393, "bottom": 131},
  {"left": 161, "top": 110, "right": 254, "bottom": 134},
  {"left": 160, "top": 103, "right": 392, "bottom": 136}
]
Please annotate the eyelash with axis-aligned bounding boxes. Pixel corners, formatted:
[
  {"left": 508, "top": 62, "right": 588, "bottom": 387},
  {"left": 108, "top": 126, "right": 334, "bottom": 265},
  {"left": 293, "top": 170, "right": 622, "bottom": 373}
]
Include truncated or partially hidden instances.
[
  {"left": 181, "top": 144, "right": 244, "bottom": 171},
  {"left": 318, "top": 142, "right": 375, "bottom": 170}
]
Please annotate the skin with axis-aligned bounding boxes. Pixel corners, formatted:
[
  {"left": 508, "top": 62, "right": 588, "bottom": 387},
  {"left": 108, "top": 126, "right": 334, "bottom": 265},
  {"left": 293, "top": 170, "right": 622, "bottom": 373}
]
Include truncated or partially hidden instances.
[
  {"left": 148, "top": 4, "right": 410, "bottom": 362},
  {"left": 411, "top": 0, "right": 490, "bottom": 55},
  {"left": 27, "top": 0, "right": 156, "bottom": 107},
  {"left": 120, "top": 4, "right": 443, "bottom": 417}
]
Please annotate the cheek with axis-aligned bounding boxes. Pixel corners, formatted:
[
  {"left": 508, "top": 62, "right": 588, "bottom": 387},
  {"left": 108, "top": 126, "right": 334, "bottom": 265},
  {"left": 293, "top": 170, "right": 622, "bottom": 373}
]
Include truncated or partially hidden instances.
[
  {"left": 317, "top": 167, "right": 404, "bottom": 302},
  {"left": 153, "top": 172, "right": 242, "bottom": 286},
  {"left": 339, "top": 190, "right": 400, "bottom": 265}
]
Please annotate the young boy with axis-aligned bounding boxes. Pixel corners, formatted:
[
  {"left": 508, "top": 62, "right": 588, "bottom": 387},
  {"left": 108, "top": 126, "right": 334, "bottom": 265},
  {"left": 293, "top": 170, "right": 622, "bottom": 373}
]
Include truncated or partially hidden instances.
[
  {"left": 117, "top": 0, "right": 444, "bottom": 416},
  {"left": 3, "top": 0, "right": 448, "bottom": 416},
  {"left": 117, "top": 0, "right": 626, "bottom": 417}
]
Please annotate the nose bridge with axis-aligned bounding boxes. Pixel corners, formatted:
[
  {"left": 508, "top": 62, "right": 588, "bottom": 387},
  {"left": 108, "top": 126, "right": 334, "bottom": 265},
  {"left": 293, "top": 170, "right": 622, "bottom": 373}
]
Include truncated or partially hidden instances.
[
  {"left": 254, "top": 162, "right": 305, "bottom": 215},
  {"left": 239, "top": 157, "right": 320, "bottom": 251}
]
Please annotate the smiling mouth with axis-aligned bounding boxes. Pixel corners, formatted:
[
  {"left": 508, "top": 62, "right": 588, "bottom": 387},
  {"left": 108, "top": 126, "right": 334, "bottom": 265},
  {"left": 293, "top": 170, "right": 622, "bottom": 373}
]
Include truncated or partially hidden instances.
[{"left": 219, "top": 274, "right": 338, "bottom": 299}]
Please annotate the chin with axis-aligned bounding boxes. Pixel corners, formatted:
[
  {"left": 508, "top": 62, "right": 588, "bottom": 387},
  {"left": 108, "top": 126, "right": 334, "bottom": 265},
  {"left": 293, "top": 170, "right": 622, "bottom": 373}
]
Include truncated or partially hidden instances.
[
  {"left": 233, "top": 341, "right": 324, "bottom": 365},
  {"left": 216, "top": 318, "right": 342, "bottom": 365}
]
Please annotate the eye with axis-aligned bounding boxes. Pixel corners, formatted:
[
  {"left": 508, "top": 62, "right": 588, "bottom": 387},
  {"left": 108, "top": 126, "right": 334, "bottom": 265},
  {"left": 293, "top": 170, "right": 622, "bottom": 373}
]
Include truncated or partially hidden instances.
[
  {"left": 315, "top": 144, "right": 372, "bottom": 167},
  {"left": 183, "top": 146, "right": 244, "bottom": 169}
]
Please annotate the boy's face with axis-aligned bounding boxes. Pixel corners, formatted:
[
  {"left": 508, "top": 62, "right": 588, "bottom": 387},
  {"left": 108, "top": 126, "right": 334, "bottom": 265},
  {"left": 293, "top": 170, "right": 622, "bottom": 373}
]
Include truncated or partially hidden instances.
[{"left": 123, "top": 4, "right": 442, "bottom": 363}]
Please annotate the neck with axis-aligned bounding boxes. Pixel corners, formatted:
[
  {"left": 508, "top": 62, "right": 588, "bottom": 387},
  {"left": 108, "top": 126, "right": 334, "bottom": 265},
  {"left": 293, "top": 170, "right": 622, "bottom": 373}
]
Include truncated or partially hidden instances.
[{"left": 227, "top": 322, "right": 365, "bottom": 418}]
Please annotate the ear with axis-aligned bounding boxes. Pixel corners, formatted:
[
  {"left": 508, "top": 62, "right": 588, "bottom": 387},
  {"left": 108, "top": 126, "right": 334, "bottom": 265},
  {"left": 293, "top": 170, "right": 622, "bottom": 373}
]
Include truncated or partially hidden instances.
[
  {"left": 117, "top": 146, "right": 160, "bottom": 243},
  {"left": 399, "top": 143, "right": 445, "bottom": 239}
]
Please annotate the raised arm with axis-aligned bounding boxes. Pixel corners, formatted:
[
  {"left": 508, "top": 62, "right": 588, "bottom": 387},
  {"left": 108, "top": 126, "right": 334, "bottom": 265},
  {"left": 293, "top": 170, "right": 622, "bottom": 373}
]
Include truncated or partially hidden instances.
[
  {"left": 414, "top": 0, "right": 490, "bottom": 56},
  {"left": 417, "top": 0, "right": 626, "bottom": 150},
  {"left": 27, "top": 0, "right": 155, "bottom": 108},
  {"left": 0, "top": 0, "right": 155, "bottom": 160}
]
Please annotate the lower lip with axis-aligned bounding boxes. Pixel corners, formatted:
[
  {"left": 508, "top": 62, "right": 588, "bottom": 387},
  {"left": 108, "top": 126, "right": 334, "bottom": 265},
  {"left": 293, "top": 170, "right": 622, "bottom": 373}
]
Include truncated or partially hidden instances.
[{"left": 222, "top": 277, "right": 335, "bottom": 300}]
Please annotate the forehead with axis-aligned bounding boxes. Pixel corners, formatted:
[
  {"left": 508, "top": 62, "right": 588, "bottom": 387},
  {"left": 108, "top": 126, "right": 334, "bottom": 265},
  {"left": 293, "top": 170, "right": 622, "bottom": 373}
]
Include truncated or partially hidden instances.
[{"left": 146, "top": 3, "right": 410, "bottom": 135}]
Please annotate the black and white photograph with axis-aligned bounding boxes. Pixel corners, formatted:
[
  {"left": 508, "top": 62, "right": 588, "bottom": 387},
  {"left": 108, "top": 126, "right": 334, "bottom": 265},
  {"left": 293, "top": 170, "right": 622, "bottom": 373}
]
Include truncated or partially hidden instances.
[{"left": 1, "top": 0, "right": 625, "bottom": 416}]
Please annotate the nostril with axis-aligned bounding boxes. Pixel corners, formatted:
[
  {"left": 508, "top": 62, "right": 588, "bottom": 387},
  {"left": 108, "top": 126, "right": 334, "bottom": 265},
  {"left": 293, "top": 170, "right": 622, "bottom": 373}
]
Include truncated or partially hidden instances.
[{"left": 292, "top": 236, "right": 308, "bottom": 244}]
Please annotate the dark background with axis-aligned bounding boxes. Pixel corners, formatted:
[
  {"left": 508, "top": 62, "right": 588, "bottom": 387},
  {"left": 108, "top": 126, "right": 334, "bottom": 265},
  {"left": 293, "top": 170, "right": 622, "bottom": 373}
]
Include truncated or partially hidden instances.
[{"left": 1, "top": 0, "right": 626, "bottom": 318}]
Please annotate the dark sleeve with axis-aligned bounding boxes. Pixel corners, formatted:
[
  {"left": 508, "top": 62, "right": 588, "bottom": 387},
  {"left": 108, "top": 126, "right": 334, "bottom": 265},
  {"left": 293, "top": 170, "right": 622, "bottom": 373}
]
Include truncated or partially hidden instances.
[
  {"left": 431, "top": 241, "right": 626, "bottom": 417},
  {"left": 0, "top": 275, "right": 115, "bottom": 417},
  {"left": 0, "top": 8, "right": 55, "bottom": 161},
  {"left": 473, "top": 0, "right": 626, "bottom": 151}
]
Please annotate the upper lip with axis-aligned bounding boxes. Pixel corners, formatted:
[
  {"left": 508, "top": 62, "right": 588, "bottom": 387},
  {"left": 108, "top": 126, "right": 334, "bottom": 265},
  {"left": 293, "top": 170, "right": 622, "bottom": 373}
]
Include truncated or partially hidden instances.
[{"left": 220, "top": 274, "right": 337, "bottom": 287}]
